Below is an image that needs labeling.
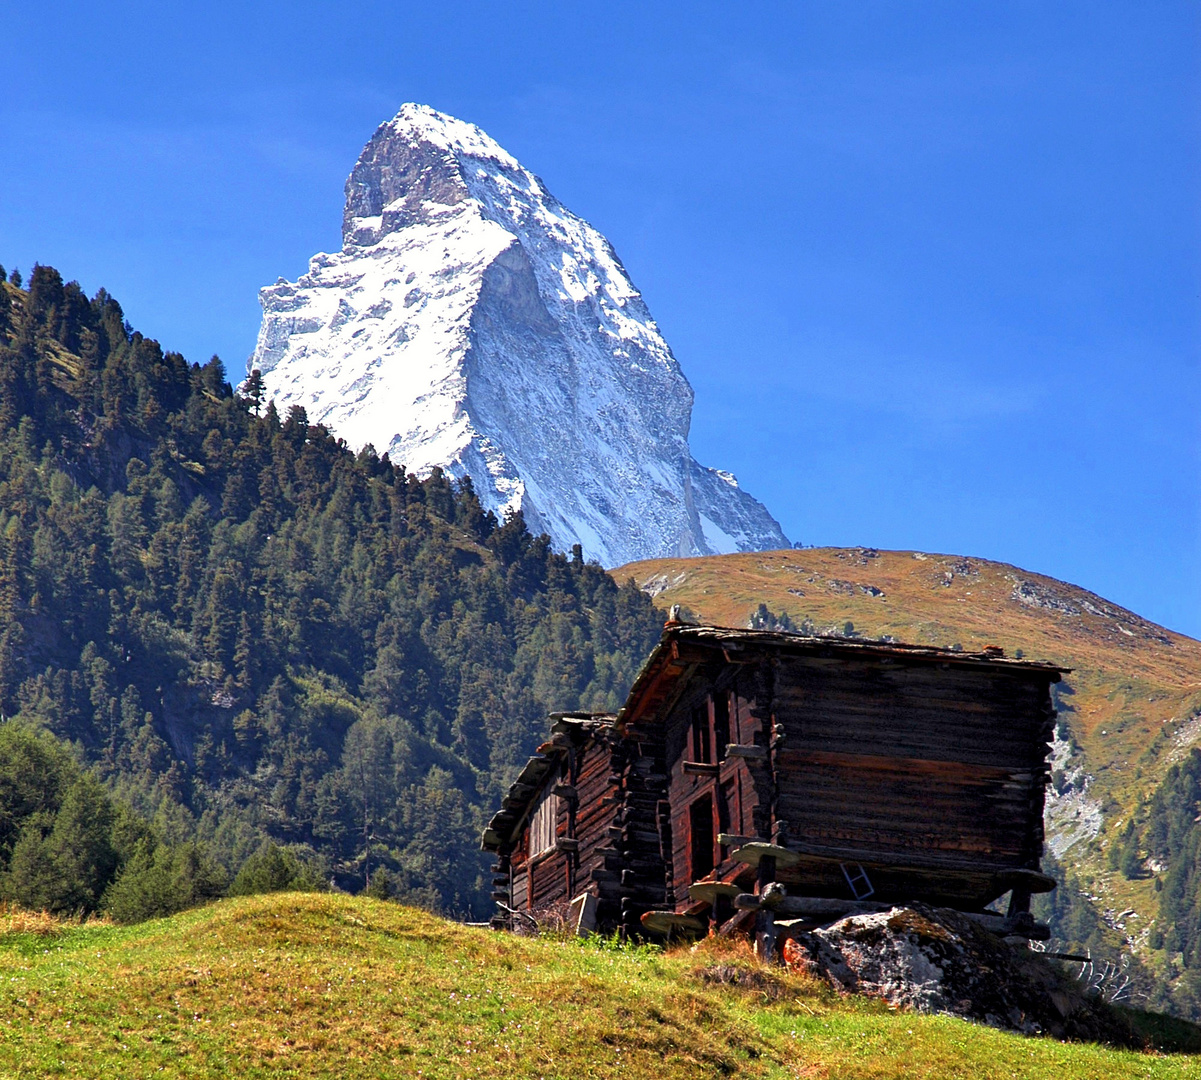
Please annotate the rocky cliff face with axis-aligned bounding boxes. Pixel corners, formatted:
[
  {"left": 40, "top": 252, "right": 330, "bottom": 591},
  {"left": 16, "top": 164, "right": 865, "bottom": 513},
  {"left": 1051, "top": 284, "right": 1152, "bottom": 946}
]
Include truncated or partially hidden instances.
[{"left": 250, "top": 104, "right": 788, "bottom": 566}]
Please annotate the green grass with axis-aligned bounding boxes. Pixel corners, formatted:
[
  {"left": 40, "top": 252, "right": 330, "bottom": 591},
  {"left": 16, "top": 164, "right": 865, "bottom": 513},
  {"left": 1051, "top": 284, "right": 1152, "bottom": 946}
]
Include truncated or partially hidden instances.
[{"left": 0, "top": 893, "right": 1196, "bottom": 1079}]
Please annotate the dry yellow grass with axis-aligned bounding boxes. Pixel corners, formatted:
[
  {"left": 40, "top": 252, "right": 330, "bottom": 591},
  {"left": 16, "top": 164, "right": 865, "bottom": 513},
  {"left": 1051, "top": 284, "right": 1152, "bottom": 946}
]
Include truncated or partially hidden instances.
[
  {"left": 0, "top": 902, "right": 112, "bottom": 937},
  {"left": 613, "top": 546, "right": 1201, "bottom": 768}
]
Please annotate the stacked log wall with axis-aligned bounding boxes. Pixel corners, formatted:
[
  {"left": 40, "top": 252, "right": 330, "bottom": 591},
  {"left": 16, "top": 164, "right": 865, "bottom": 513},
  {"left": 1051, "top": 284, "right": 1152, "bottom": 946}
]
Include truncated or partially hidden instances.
[
  {"left": 615, "top": 729, "right": 670, "bottom": 936},
  {"left": 502, "top": 732, "right": 645, "bottom": 932},
  {"left": 772, "top": 658, "right": 1055, "bottom": 874},
  {"left": 507, "top": 757, "right": 568, "bottom": 916},
  {"left": 491, "top": 629, "right": 1060, "bottom": 935},
  {"left": 575, "top": 735, "right": 626, "bottom": 929}
]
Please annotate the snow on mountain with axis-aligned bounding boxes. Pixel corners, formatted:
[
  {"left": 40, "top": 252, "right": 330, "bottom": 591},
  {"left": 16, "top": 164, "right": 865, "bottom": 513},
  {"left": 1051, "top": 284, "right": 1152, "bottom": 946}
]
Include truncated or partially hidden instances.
[{"left": 249, "top": 103, "right": 789, "bottom": 566}]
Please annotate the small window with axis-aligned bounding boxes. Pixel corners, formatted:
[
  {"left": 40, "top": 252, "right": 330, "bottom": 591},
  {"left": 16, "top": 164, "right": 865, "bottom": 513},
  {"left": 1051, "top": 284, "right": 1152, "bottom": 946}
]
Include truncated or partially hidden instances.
[
  {"left": 713, "top": 692, "right": 730, "bottom": 758},
  {"left": 690, "top": 795, "right": 715, "bottom": 881},
  {"left": 691, "top": 705, "right": 711, "bottom": 764},
  {"left": 528, "top": 784, "right": 556, "bottom": 858}
]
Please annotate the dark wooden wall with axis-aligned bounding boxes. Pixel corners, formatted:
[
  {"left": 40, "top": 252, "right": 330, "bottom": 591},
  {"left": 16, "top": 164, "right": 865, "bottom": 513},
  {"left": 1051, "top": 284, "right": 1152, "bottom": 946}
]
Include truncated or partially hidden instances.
[
  {"left": 772, "top": 656, "right": 1052, "bottom": 874},
  {"left": 653, "top": 649, "right": 1056, "bottom": 913},
  {"left": 504, "top": 727, "right": 668, "bottom": 933},
  {"left": 495, "top": 638, "right": 1056, "bottom": 933},
  {"left": 508, "top": 751, "right": 575, "bottom": 917},
  {"left": 611, "top": 730, "right": 670, "bottom": 935}
]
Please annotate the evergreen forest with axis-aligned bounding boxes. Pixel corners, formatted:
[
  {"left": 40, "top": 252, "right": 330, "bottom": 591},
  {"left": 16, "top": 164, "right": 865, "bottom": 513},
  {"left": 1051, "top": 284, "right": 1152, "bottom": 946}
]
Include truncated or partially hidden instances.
[
  {"left": 0, "top": 264, "right": 664, "bottom": 920},
  {"left": 1091, "top": 747, "right": 1201, "bottom": 1018}
]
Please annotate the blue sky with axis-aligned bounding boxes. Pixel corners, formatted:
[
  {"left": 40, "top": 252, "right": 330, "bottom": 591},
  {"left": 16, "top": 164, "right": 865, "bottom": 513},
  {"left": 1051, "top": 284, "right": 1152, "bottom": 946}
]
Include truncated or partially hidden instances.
[{"left": 2, "top": 2, "right": 1198, "bottom": 635}]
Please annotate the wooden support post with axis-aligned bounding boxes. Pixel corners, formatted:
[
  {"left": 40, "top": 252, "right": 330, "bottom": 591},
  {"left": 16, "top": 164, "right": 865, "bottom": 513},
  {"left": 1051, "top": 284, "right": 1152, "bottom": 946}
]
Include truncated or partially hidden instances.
[
  {"left": 712, "top": 893, "right": 730, "bottom": 934},
  {"left": 755, "top": 854, "right": 777, "bottom": 961},
  {"left": 1007, "top": 886, "right": 1032, "bottom": 918}
]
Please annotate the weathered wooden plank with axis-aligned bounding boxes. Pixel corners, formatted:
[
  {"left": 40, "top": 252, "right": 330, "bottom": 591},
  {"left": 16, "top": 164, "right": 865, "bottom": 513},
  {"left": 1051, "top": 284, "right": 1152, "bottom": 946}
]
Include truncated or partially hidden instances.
[
  {"left": 725, "top": 744, "right": 769, "bottom": 761},
  {"left": 776, "top": 783, "right": 1036, "bottom": 821},
  {"left": 776, "top": 747, "right": 1034, "bottom": 783}
]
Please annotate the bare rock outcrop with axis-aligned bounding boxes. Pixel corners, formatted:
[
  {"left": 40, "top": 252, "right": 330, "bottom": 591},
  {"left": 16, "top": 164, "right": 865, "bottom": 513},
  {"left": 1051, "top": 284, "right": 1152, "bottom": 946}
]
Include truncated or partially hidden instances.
[{"left": 781, "top": 904, "right": 1141, "bottom": 1046}]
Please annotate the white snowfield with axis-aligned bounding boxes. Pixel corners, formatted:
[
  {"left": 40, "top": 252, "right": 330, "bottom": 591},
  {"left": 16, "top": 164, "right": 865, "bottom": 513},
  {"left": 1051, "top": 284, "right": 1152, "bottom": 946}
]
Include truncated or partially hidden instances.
[{"left": 250, "top": 103, "right": 788, "bottom": 566}]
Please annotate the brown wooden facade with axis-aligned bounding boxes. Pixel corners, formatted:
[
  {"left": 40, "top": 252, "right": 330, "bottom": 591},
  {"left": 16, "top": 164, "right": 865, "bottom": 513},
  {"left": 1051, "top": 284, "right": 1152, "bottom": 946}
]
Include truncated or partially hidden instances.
[
  {"left": 484, "top": 624, "right": 1064, "bottom": 939},
  {"left": 481, "top": 714, "right": 669, "bottom": 933}
]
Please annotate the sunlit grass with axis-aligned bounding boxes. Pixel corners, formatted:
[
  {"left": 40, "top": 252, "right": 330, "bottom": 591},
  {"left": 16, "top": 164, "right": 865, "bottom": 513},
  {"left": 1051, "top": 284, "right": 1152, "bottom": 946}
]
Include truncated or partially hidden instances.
[{"left": 0, "top": 892, "right": 1195, "bottom": 1078}]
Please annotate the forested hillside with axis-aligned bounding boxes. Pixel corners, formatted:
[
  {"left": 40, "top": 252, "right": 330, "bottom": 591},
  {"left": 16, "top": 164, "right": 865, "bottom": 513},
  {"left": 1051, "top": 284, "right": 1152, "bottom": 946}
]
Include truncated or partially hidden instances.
[
  {"left": 0, "top": 263, "right": 663, "bottom": 918},
  {"left": 1110, "top": 749, "right": 1201, "bottom": 1013}
]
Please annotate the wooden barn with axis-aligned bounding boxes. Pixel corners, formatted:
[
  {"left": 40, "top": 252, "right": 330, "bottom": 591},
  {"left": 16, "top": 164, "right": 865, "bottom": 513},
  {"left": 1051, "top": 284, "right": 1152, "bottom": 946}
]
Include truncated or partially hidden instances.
[
  {"left": 481, "top": 713, "right": 669, "bottom": 933},
  {"left": 483, "top": 621, "right": 1064, "bottom": 950}
]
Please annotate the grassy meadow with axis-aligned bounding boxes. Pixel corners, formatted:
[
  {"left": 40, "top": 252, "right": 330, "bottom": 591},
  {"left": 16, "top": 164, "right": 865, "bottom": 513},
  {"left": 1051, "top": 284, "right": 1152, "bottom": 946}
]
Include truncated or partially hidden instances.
[{"left": 0, "top": 893, "right": 1196, "bottom": 1079}]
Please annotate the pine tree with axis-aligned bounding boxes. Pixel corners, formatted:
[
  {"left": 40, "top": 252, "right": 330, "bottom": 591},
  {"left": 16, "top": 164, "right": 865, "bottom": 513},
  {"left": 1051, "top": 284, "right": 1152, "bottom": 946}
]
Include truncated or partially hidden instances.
[{"left": 243, "top": 368, "right": 265, "bottom": 414}]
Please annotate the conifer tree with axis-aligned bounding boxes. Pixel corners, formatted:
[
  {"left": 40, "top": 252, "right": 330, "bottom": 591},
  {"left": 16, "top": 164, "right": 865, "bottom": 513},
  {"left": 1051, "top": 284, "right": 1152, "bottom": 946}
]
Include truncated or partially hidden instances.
[{"left": 243, "top": 367, "right": 265, "bottom": 414}]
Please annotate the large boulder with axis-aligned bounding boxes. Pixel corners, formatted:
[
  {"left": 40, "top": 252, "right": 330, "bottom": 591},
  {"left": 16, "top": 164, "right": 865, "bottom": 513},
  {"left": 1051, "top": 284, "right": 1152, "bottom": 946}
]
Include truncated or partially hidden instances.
[{"left": 781, "top": 904, "right": 1140, "bottom": 1045}]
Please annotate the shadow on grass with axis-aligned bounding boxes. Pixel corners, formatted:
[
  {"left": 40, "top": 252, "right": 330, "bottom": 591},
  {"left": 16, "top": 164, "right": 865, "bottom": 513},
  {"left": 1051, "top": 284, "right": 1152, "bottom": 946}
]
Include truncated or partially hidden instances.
[{"left": 1120, "top": 1006, "right": 1201, "bottom": 1054}]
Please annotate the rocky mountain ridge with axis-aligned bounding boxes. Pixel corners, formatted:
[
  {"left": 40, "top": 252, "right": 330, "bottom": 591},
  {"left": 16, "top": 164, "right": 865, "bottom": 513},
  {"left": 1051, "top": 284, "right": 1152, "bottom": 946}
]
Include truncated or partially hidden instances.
[{"left": 250, "top": 104, "right": 788, "bottom": 566}]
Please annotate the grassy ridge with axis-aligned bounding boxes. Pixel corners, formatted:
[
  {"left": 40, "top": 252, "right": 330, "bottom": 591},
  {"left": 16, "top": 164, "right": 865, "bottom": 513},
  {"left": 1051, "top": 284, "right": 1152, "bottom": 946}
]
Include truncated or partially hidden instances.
[{"left": 0, "top": 893, "right": 1196, "bottom": 1078}]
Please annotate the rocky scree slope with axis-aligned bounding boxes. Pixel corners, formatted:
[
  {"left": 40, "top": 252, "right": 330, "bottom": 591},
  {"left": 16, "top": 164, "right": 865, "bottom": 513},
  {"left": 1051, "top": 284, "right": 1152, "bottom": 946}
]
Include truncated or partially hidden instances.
[{"left": 250, "top": 104, "right": 788, "bottom": 567}]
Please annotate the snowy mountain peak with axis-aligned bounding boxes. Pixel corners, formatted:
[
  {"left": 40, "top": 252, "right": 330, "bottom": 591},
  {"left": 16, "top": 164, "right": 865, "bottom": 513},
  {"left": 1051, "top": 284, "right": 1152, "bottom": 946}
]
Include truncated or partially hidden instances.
[
  {"left": 341, "top": 104, "right": 521, "bottom": 248},
  {"left": 250, "top": 103, "right": 789, "bottom": 566},
  {"left": 375, "top": 103, "right": 522, "bottom": 176}
]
